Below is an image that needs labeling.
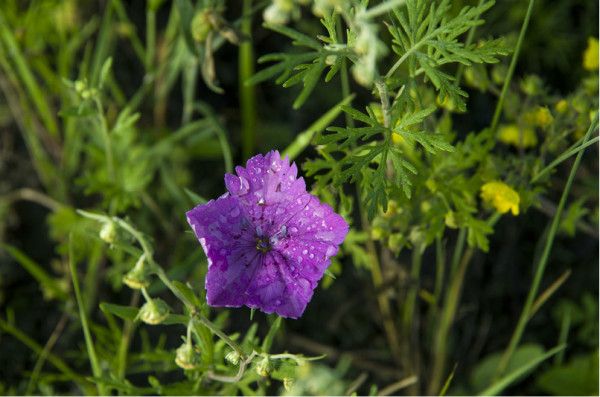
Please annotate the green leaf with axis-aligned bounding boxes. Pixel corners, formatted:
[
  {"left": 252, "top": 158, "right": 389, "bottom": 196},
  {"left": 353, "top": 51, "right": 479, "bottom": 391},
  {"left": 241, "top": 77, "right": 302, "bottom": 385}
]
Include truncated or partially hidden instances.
[
  {"left": 263, "top": 23, "right": 322, "bottom": 50},
  {"left": 479, "top": 345, "right": 566, "bottom": 396},
  {"left": 293, "top": 58, "right": 327, "bottom": 109},
  {"left": 536, "top": 351, "right": 599, "bottom": 396},
  {"left": 261, "top": 316, "right": 282, "bottom": 353},
  {"left": 99, "top": 302, "right": 139, "bottom": 322},
  {"left": 171, "top": 280, "right": 202, "bottom": 309}
]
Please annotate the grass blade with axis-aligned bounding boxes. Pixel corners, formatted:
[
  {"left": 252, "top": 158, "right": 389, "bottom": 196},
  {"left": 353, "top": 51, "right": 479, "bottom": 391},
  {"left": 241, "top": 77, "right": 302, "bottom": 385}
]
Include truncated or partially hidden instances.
[
  {"left": 68, "top": 235, "right": 106, "bottom": 395},
  {"left": 480, "top": 344, "right": 566, "bottom": 396},
  {"left": 283, "top": 94, "right": 355, "bottom": 160}
]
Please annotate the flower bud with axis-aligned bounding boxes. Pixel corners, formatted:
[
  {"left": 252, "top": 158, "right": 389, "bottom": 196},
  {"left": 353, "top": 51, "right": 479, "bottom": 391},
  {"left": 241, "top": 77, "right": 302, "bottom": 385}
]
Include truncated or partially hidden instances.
[
  {"left": 123, "top": 255, "right": 151, "bottom": 290},
  {"left": 444, "top": 211, "right": 458, "bottom": 229},
  {"left": 371, "top": 226, "right": 385, "bottom": 240},
  {"left": 139, "top": 298, "right": 170, "bottom": 325},
  {"left": 225, "top": 350, "right": 240, "bottom": 365},
  {"left": 175, "top": 341, "right": 201, "bottom": 370},
  {"left": 74, "top": 80, "right": 86, "bottom": 94},
  {"left": 99, "top": 221, "right": 117, "bottom": 244},
  {"left": 256, "top": 357, "right": 271, "bottom": 377},
  {"left": 191, "top": 10, "right": 212, "bottom": 42},
  {"left": 555, "top": 99, "right": 568, "bottom": 114},
  {"left": 283, "top": 377, "right": 294, "bottom": 392},
  {"left": 387, "top": 233, "right": 405, "bottom": 252},
  {"left": 520, "top": 75, "right": 542, "bottom": 96},
  {"left": 491, "top": 64, "right": 507, "bottom": 85}
]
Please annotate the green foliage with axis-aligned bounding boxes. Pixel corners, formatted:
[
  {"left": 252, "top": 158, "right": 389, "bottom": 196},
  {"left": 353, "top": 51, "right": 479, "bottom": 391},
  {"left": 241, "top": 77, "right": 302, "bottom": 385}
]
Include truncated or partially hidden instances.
[
  {"left": 536, "top": 351, "right": 599, "bottom": 396},
  {"left": 0, "top": 0, "right": 597, "bottom": 395}
]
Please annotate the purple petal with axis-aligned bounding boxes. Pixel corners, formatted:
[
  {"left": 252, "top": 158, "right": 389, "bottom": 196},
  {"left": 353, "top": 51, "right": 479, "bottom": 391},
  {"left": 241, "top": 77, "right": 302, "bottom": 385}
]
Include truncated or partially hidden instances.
[
  {"left": 244, "top": 251, "right": 313, "bottom": 318},
  {"left": 186, "top": 196, "right": 258, "bottom": 307}
]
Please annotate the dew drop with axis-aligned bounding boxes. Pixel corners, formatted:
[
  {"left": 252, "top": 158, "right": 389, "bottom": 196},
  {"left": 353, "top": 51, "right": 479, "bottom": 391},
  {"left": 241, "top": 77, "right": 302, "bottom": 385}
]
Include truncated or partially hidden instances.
[
  {"left": 271, "top": 161, "right": 282, "bottom": 172},
  {"left": 316, "top": 231, "right": 335, "bottom": 242}
]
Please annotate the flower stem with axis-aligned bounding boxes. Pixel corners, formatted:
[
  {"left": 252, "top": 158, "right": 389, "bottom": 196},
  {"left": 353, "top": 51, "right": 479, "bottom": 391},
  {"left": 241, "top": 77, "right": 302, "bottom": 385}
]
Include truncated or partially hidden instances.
[
  {"left": 194, "top": 314, "right": 246, "bottom": 359},
  {"left": 68, "top": 235, "right": 107, "bottom": 395},
  {"left": 490, "top": 0, "right": 535, "bottom": 135}
]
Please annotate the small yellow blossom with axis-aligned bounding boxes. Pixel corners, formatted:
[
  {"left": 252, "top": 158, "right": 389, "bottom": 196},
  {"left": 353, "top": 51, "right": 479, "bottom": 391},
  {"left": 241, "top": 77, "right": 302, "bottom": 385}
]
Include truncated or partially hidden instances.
[
  {"left": 555, "top": 99, "right": 568, "bottom": 114},
  {"left": 583, "top": 37, "right": 599, "bottom": 71},
  {"left": 532, "top": 106, "right": 553, "bottom": 128},
  {"left": 498, "top": 124, "right": 537, "bottom": 148},
  {"left": 480, "top": 181, "right": 520, "bottom": 216}
]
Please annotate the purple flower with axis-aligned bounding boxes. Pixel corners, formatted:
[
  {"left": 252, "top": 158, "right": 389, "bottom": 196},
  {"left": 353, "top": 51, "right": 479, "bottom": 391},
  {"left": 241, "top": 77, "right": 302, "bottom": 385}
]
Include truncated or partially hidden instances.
[{"left": 186, "top": 151, "right": 348, "bottom": 318}]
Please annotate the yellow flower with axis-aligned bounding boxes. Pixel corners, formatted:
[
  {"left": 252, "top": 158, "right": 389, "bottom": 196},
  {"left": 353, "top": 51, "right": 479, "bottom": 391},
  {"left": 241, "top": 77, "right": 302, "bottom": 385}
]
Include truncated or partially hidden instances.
[
  {"left": 532, "top": 106, "right": 553, "bottom": 128},
  {"left": 583, "top": 37, "right": 599, "bottom": 71},
  {"left": 480, "top": 181, "right": 520, "bottom": 216},
  {"left": 498, "top": 124, "right": 537, "bottom": 148},
  {"left": 555, "top": 99, "right": 568, "bottom": 114}
]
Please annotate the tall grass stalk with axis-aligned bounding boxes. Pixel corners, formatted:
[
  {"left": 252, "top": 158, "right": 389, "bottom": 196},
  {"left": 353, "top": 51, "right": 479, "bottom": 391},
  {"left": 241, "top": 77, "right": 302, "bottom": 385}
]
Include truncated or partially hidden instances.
[
  {"left": 493, "top": 115, "right": 598, "bottom": 379},
  {"left": 240, "top": 0, "right": 256, "bottom": 160},
  {"left": 489, "top": 0, "right": 535, "bottom": 135},
  {"left": 68, "top": 236, "right": 107, "bottom": 395}
]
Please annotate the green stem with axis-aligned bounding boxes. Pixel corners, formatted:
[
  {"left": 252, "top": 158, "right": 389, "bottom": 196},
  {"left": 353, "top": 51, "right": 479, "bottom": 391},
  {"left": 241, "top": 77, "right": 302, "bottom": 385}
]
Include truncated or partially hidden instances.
[
  {"left": 193, "top": 315, "right": 246, "bottom": 359},
  {"left": 116, "top": 291, "right": 139, "bottom": 381},
  {"left": 493, "top": 115, "right": 598, "bottom": 379},
  {"left": 403, "top": 246, "right": 423, "bottom": 330},
  {"left": 428, "top": 246, "right": 475, "bottom": 395},
  {"left": 26, "top": 313, "right": 69, "bottom": 394},
  {"left": 336, "top": 15, "right": 354, "bottom": 129},
  {"left": 94, "top": 98, "right": 115, "bottom": 183},
  {"left": 355, "top": 78, "right": 401, "bottom": 364},
  {"left": 68, "top": 236, "right": 107, "bottom": 395},
  {"left": 239, "top": 0, "right": 256, "bottom": 160},
  {"left": 489, "top": 0, "right": 535, "bottom": 135},
  {"left": 433, "top": 235, "right": 445, "bottom": 307},
  {"left": 361, "top": 0, "right": 406, "bottom": 20},
  {"left": 450, "top": 227, "right": 466, "bottom": 277},
  {"left": 531, "top": 135, "right": 599, "bottom": 183},
  {"left": 145, "top": 6, "right": 156, "bottom": 72}
]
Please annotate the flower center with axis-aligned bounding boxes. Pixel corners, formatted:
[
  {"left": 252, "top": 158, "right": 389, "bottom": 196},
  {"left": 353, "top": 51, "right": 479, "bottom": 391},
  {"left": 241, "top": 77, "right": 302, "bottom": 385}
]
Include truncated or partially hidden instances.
[{"left": 255, "top": 237, "right": 271, "bottom": 253}]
